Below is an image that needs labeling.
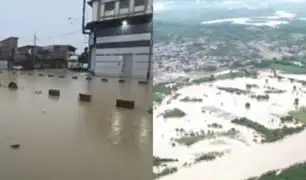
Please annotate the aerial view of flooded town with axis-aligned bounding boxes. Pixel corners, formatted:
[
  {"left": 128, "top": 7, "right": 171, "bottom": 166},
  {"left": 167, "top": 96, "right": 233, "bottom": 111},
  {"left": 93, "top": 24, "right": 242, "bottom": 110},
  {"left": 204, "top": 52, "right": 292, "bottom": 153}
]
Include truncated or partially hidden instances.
[
  {"left": 153, "top": 0, "right": 306, "bottom": 179},
  {"left": 0, "top": 0, "right": 152, "bottom": 180}
]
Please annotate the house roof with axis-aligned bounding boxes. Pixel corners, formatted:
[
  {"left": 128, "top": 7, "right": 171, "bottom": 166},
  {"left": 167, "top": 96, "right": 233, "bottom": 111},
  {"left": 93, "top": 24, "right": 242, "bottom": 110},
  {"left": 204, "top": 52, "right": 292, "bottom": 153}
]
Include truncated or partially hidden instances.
[
  {"left": 18, "top": 45, "right": 42, "bottom": 49},
  {"left": 49, "top": 45, "right": 77, "bottom": 51},
  {"left": 87, "top": 0, "right": 98, "bottom": 7},
  {"left": 0, "top": 36, "right": 19, "bottom": 43}
]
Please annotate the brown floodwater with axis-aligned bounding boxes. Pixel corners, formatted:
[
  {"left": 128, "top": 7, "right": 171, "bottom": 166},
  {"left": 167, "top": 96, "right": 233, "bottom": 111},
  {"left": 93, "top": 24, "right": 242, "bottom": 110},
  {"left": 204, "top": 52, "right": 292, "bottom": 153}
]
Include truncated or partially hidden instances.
[{"left": 0, "top": 70, "right": 152, "bottom": 180}]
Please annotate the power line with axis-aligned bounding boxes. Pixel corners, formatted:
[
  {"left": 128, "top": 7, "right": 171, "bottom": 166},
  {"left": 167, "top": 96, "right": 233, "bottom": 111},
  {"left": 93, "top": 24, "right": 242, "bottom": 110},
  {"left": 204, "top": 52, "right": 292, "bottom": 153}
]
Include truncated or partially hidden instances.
[{"left": 39, "top": 30, "right": 81, "bottom": 41}]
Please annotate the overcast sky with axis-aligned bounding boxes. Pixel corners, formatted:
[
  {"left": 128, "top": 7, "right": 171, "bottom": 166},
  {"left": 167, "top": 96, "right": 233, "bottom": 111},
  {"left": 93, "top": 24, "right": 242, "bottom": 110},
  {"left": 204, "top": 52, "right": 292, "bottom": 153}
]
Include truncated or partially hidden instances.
[{"left": 0, "top": 0, "right": 91, "bottom": 53}]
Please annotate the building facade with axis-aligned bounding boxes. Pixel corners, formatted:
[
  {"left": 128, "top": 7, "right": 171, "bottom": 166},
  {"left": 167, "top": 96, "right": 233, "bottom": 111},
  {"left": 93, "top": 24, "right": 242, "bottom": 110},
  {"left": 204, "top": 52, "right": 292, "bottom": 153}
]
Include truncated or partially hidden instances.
[
  {"left": 0, "top": 37, "right": 18, "bottom": 70},
  {"left": 86, "top": 0, "right": 153, "bottom": 80},
  {"left": 17, "top": 45, "right": 77, "bottom": 69}
]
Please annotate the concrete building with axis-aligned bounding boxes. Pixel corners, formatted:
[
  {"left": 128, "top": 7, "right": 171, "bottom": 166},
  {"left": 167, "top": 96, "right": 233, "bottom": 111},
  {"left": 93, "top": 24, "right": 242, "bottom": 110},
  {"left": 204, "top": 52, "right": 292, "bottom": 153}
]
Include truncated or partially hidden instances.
[
  {"left": 17, "top": 45, "right": 77, "bottom": 69},
  {"left": 85, "top": 0, "right": 153, "bottom": 80},
  {"left": 0, "top": 37, "right": 18, "bottom": 70}
]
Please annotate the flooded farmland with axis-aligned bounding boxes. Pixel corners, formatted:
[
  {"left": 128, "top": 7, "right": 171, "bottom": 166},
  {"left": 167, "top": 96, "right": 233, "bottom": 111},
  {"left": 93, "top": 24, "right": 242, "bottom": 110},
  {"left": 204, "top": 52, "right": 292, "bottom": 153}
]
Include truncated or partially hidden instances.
[{"left": 0, "top": 70, "right": 152, "bottom": 180}]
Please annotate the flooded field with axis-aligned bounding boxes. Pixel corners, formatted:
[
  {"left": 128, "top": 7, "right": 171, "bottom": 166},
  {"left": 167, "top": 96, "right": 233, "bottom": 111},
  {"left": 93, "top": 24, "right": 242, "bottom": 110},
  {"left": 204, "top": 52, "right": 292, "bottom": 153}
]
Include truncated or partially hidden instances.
[
  {"left": 154, "top": 70, "right": 306, "bottom": 179},
  {"left": 0, "top": 70, "right": 152, "bottom": 180}
]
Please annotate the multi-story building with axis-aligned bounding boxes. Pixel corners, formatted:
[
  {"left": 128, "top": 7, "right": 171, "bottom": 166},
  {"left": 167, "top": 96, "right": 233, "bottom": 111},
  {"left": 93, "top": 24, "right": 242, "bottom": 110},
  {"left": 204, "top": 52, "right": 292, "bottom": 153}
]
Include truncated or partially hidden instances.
[
  {"left": 85, "top": 0, "right": 153, "bottom": 80},
  {"left": 17, "top": 45, "right": 77, "bottom": 69},
  {"left": 0, "top": 37, "right": 18, "bottom": 70}
]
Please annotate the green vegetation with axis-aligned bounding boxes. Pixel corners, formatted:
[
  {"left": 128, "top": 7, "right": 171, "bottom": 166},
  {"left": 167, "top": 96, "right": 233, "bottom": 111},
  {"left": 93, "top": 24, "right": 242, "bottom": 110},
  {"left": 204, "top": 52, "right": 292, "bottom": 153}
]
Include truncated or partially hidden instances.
[
  {"left": 153, "top": 83, "right": 172, "bottom": 104},
  {"left": 192, "top": 75, "right": 216, "bottom": 84},
  {"left": 154, "top": 167, "right": 178, "bottom": 179},
  {"left": 245, "top": 102, "right": 251, "bottom": 109},
  {"left": 208, "top": 123, "right": 223, "bottom": 129},
  {"left": 218, "top": 87, "right": 249, "bottom": 94},
  {"left": 290, "top": 107, "right": 306, "bottom": 124},
  {"left": 153, "top": 156, "right": 178, "bottom": 166},
  {"left": 280, "top": 115, "right": 294, "bottom": 123},
  {"left": 254, "top": 60, "right": 306, "bottom": 74},
  {"left": 247, "top": 162, "right": 306, "bottom": 180},
  {"left": 194, "top": 152, "right": 224, "bottom": 163},
  {"left": 192, "top": 70, "right": 258, "bottom": 84},
  {"left": 265, "top": 89, "right": 286, "bottom": 94},
  {"left": 175, "top": 128, "right": 238, "bottom": 146},
  {"left": 246, "top": 84, "right": 259, "bottom": 89},
  {"left": 180, "top": 97, "right": 203, "bottom": 102},
  {"left": 251, "top": 94, "right": 270, "bottom": 101},
  {"left": 232, "top": 118, "right": 305, "bottom": 143},
  {"left": 163, "top": 108, "right": 186, "bottom": 118}
]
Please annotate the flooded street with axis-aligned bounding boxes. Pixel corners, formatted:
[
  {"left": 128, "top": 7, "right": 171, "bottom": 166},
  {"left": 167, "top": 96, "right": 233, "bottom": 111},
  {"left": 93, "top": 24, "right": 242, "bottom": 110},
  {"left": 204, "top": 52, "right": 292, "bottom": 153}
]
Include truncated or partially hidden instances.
[{"left": 0, "top": 70, "right": 152, "bottom": 180}]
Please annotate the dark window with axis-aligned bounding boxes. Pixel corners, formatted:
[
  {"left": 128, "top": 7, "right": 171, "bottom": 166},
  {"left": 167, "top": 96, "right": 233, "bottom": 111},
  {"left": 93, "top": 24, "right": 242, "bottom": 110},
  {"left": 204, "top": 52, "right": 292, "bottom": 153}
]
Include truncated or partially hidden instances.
[
  {"left": 119, "top": 0, "right": 129, "bottom": 8},
  {"left": 134, "top": 0, "right": 146, "bottom": 6},
  {"left": 104, "top": 1, "right": 115, "bottom": 11}
]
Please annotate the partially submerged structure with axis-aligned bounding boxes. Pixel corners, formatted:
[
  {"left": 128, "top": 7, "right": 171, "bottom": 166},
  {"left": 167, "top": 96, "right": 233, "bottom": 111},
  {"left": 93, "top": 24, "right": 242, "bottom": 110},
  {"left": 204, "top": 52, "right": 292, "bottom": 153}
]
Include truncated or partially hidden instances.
[{"left": 85, "top": 0, "right": 153, "bottom": 80}]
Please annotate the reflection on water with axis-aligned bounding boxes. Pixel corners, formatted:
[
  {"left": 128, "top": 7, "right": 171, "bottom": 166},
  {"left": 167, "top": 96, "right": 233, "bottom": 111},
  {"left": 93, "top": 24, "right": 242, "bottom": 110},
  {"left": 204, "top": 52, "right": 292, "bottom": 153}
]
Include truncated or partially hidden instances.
[{"left": 0, "top": 70, "right": 152, "bottom": 180}]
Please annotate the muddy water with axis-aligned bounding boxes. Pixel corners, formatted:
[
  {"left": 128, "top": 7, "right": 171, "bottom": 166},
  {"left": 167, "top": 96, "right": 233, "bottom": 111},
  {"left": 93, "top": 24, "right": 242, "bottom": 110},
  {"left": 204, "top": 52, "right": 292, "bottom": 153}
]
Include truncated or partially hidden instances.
[
  {"left": 162, "top": 129, "right": 306, "bottom": 180},
  {"left": 0, "top": 70, "right": 152, "bottom": 180}
]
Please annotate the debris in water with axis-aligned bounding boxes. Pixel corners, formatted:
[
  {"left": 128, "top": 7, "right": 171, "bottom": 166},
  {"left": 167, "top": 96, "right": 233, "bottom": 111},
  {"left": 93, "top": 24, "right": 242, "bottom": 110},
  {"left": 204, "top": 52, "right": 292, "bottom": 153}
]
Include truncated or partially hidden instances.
[
  {"left": 8, "top": 82, "right": 18, "bottom": 89},
  {"left": 10, "top": 144, "right": 20, "bottom": 149},
  {"left": 79, "top": 93, "right": 92, "bottom": 102},
  {"left": 48, "top": 89, "right": 60, "bottom": 97},
  {"left": 35, "top": 90, "right": 42, "bottom": 94}
]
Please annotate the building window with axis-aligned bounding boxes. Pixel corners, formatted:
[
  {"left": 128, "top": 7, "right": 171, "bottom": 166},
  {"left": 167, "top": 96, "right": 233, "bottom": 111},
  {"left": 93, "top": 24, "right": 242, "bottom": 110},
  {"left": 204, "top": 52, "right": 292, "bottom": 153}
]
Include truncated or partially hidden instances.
[
  {"left": 104, "top": 1, "right": 115, "bottom": 11},
  {"left": 134, "top": 0, "right": 146, "bottom": 6},
  {"left": 119, "top": 0, "right": 129, "bottom": 9}
]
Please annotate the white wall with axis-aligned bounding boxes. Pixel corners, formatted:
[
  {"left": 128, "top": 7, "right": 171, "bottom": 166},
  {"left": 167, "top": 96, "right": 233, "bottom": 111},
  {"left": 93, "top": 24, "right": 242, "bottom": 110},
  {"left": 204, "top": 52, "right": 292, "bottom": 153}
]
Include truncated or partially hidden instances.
[
  {"left": 91, "top": 1, "right": 99, "bottom": 21},
  {"left": 94, "top": 55, "right": 123, "bottom": 76},
  {"left": 0, "top": 60, "right": 7, "bottom": 70},
  {"left": 132, "top": 54, "right": 149, "bottom": 78},
  {"left": 90, "top": 48, "right": 96, "bottom": 72}
]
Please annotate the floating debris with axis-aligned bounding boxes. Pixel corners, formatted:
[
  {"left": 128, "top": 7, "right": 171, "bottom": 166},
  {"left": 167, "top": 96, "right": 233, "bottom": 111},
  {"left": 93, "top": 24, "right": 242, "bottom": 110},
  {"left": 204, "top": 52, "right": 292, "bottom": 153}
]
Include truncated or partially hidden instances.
[
  {"left": 118, "top": 79, "right": 125, "bottom": 83},
  {"left": 116, "top": 99, "right": 135, "bottom": 109},
  {"left": 48, "top": 89, "right": 60, "bottom": 97},
  {"left": 85, "top": 76, "right": 92, "bottom": 80},
  {"left": 101, "top": 78, "right": 108, "bottom": 82},
  {"left": 79, "top": 93, "right": 92, "bottom": 102},
  {"left": 10, "top": 144, "right": 20, "bottom": 149},
  {"left": 8, "top": 82, "right": 18, "bottom": 89},
  {"left": 138, "top": 81, "right": 148, "bottom": 85},
  {"left": 35, "top": 90, "right": 42, "bottom": 94}
]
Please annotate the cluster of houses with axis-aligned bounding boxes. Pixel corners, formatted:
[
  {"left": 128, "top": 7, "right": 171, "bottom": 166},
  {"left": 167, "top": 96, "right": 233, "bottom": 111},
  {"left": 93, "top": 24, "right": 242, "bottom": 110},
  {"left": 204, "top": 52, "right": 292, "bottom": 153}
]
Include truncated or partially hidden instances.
[
  {"left": 0, "top": 37, "right": 86, "bottom": 70},
  {"left": 0, "top": 0, "right": 153, "bottom": 80}
]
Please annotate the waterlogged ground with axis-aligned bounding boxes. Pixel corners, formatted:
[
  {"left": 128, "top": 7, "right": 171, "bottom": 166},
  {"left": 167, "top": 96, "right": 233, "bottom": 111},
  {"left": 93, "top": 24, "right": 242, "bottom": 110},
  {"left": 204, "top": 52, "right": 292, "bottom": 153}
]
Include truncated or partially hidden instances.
[
  {"left": 0, "top": 70, "right": 152, "bottom": 180},
  {"left": 153, "top": 69, "right": 306, "bottom": 180}
]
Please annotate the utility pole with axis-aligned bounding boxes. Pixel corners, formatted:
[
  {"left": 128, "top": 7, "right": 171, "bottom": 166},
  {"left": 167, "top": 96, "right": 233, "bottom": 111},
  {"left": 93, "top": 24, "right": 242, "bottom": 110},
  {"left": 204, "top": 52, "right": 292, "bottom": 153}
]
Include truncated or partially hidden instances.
[{"left": 32, "top": 33, "right": 37, "bottom": 69}]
